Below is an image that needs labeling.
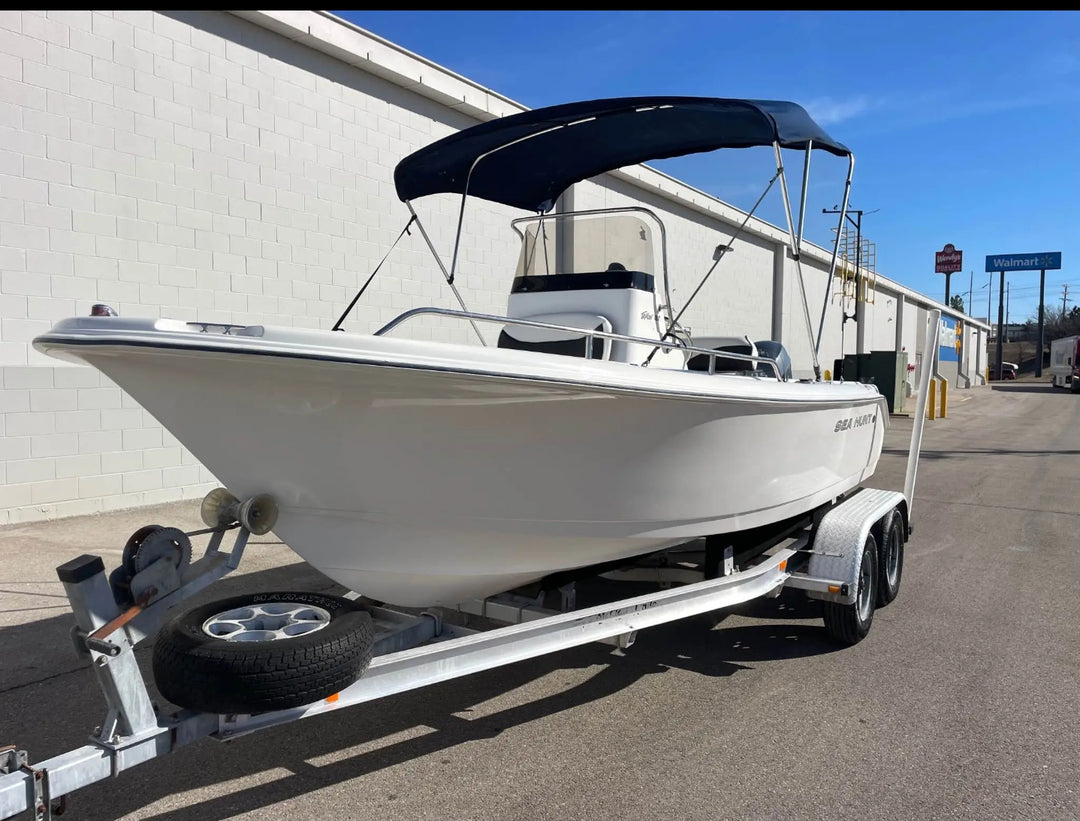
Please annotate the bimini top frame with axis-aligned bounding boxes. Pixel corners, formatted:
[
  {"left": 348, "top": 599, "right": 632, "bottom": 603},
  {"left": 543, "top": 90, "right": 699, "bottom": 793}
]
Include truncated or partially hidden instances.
[{"left": 389, "top": 96, "right": 857, "bottom": 379}]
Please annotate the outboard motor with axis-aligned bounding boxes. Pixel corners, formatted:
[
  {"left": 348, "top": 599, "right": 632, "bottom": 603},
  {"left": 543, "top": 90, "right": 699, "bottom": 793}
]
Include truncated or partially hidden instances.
[
  {"left": 686, "top": 337, "right": 792, "bottom": 380},
  {"left": 753, "top": 340, "right": 793, "bottom": 380}
]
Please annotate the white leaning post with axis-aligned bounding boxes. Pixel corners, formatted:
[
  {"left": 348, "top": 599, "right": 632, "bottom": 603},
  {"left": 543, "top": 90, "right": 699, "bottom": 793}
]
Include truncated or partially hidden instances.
[{"left": 905, "top": 308, "right": 941, "bottom": 518}]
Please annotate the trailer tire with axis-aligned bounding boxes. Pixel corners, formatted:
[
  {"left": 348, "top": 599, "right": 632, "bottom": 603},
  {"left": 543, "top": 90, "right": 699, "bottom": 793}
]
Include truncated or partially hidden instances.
[
  {"left": 876, "top": 511, "right": 905, "bottom": 608},
  {"left": 152, "top": 591, "right": 374, "bottom": 715},
  {"left": 822, "top": 533, "right": 878, "bottom": 646}
]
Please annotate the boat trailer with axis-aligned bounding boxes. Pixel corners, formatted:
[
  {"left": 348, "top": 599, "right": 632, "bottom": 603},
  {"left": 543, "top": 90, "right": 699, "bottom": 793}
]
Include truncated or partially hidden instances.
[
  {"left": 0, "top": 487, "right": 901, "bottom": 820},
  {"left": 0, "top": 315, "right": 941, "bottom": 820}
]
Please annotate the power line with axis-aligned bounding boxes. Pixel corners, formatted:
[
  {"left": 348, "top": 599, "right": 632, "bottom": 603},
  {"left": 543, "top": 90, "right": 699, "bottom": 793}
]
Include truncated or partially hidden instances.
[
  {"left": 973, "top": 279, "right": 1080, "bottom": 299},
  {"left": 998, "top": 280, "right": 1080, "bottom": 296}
]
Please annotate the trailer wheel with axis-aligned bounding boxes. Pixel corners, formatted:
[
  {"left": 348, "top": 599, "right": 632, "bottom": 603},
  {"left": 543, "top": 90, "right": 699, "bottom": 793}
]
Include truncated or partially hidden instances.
[
  {"left": 822, "top": 532, "right": 878, "bottom": 646},
  {"left": 152, "top": 591, "right": 374, "bottom": 715},
  {"left": 876, "top": 511, "right": 905, "bottom": 607}
]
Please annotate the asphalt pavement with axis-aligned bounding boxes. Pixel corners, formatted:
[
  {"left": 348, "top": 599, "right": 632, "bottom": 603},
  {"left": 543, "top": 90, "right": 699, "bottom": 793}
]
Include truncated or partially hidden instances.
[{"left": 1, "top": 377, "right": 1078, "bottom": 821}]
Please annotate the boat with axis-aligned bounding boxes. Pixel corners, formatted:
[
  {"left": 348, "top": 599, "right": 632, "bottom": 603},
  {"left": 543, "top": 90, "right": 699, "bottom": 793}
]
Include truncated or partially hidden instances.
[{"left": 33, "top": 96, "right": 888, "bottom": 608}]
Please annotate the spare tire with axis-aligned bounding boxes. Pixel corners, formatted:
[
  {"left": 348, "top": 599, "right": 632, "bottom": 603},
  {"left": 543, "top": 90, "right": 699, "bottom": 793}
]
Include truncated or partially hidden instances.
[{"left": 152, "top": 590, "right": 374, "bottom": 715}]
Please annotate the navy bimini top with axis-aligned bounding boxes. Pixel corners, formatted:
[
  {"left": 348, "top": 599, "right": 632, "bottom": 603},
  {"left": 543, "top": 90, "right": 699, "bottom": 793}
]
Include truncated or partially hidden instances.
[{"left": 394, "top": 96, "right": 850, "bottom": 213}]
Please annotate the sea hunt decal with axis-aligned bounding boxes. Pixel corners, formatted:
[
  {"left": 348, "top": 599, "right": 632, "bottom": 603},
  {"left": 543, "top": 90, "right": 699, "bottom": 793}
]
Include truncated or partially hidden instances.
[{"left": 834, "top": 413, "right": 877, "bottom": 433}]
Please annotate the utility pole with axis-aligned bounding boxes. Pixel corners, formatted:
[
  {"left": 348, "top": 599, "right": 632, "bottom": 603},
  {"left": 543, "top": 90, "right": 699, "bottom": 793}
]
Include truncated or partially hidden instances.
[
  {"left": 967, "top": 271, "right": 973, "bottom": 315},
  {"left": 1063, "top": 284, "right": 1069, "bottom": 315}
]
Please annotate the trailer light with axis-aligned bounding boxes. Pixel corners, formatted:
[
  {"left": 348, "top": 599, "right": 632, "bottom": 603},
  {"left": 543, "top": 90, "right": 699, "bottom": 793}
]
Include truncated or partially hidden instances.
[
  {"left": 90, "top": 303, "right": 117, "bottom": 317},
  {"left": 778, "top": 559, "right": 787, "bottom": 571},
  {"left": 828, "top": 584, "right": 842, "bottom": 594},
  {"left": 325, "top": 693, "right": 340, "bottom": 703}
]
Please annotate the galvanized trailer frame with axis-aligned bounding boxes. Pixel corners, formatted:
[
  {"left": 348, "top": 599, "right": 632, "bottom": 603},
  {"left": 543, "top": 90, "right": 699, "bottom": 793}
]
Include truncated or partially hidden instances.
[
  {"left": 0, "top": 314, "right": 940, "bottom": 820},
  {"left": 0, "top": 491, "right": 887, "bottom": 820}
]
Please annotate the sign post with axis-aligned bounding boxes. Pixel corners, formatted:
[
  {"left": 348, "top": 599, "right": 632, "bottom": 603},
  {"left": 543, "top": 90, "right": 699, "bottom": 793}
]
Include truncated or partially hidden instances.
[
  {"left": 935, "top": 244, "right": 963, "bottom": 304},
  {"left": 984, "top": 252, "right": 1062, "bottom": 378}
]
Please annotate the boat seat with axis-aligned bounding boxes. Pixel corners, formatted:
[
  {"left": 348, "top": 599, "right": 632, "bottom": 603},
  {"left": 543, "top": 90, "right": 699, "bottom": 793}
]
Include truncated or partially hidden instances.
[
  {"left": 510, "top": 269, "right": 655, "bottom": 294},
  {"left": 497, "top": 312, "right": 612, "bottom": 360}
]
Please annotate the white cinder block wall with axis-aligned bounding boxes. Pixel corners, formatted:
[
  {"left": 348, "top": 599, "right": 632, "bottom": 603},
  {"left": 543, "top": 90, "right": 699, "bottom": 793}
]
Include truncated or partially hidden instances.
[{"left": 0, "top": 10, "right": 982, "bottom": 526}]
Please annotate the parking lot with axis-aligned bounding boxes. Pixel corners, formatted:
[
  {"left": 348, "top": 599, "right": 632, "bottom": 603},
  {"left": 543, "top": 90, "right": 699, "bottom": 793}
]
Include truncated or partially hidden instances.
[{"left": 1, "top": 379, "right": 1078, "bottom": 821}]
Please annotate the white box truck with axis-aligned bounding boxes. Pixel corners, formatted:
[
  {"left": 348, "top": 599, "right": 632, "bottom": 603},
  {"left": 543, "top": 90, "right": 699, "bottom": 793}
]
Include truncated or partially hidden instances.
[{"left": 1049, "top": 335, "right": 1080, "bottom": 391}]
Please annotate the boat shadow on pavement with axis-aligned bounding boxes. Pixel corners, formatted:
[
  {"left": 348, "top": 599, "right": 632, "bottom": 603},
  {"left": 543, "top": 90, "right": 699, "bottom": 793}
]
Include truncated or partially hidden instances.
[
  {"left": 1, "top": 565, "right": 843, "bottom": 821},
  {"left": 989, "top": 382, "right": 1057, "bottom": 394}
]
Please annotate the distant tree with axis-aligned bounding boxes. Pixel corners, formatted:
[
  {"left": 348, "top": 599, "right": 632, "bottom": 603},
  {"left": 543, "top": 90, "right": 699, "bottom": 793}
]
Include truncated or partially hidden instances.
[
  {"left": 1030, "top": 304, "right": 1080, "bottom": 340},
  {"left": 949, "top": 294, "right": 964, "bottom": 312},
  {"left": 1069, "top": 308, "right": 1080, "bottom": 337}
]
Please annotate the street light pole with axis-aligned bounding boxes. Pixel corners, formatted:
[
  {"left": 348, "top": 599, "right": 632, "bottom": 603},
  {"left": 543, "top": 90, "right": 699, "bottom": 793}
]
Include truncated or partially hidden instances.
[
  {"left": 996, "top": 270, "right": 1005, "bottom": 380},
  {"left": 1006, "top": 281, "right": 1010, "bottom": 341}
]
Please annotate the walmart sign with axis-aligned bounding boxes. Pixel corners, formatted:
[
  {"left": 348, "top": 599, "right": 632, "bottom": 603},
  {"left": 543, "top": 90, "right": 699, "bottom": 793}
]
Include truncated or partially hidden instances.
[
  {"left": 938, "top": 316, "right": 959, "bottom": 363},
  {"left": 984, "top": 252, "right": 1061, "bottom": 272}
]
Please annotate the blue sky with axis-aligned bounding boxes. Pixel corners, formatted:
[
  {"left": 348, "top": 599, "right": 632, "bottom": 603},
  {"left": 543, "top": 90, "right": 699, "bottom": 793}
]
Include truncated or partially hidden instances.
[{"left": 331, "top": 10, "right": 1080, "bottom": 326}]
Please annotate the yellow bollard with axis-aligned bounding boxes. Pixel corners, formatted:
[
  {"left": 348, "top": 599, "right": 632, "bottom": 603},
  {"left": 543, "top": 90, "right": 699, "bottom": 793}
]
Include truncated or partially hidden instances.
[
  {"left": 824, "top": 368, "right": 831, "bottom": 381},
  {"left": 939, "top": 379, "right": 948, "bottom": 419},
  {"left": 928, "top": 379, "right": 937, "bottom": 420}
]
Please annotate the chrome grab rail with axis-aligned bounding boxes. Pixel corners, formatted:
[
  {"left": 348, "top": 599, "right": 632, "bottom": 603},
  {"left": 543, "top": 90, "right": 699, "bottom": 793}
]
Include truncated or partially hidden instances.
[{"left": 374, "top": 307, "right": 782, "bottom": 379}]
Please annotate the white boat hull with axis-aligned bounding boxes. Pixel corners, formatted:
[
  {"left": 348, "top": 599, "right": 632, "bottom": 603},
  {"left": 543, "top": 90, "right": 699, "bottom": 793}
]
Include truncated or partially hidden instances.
[{"left": 36, "top": 318, "right": 887, "bottom": 606}]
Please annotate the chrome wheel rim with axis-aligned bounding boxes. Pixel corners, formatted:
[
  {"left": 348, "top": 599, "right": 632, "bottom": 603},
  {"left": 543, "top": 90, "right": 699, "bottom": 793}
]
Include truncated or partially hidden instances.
[
  {"left": 202, "top": 602, "right": 332, "bottom": 642},
  {"left": 882, "top": 522, "right": 900, "bottom": 587},
  {"left": 857, "top": 550, "right": 874, "bottom": 622}
]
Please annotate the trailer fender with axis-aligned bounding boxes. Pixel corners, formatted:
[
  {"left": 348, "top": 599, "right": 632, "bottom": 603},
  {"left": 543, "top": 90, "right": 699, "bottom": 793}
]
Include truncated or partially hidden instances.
[{"left": 807, "top": 489, "right": 908, "bottom": 605}]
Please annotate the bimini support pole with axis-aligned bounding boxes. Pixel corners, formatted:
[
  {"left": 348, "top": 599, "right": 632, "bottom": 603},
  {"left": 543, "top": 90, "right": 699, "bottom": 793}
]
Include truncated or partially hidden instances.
[
  {"left": 815, "top": 154, "right": 855, "bottom": 359},
  {"left": 774, "top": 141, "right": 822, "bottom": 381},
  {"left": 795, "top": 141, "right": 811, "bottom": 250},
  {"left": 405, "top": 201, "right": 486, "bottom": 345},
  {"left": 424, "top": 118, "right": 584, "bottom": 347}
]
